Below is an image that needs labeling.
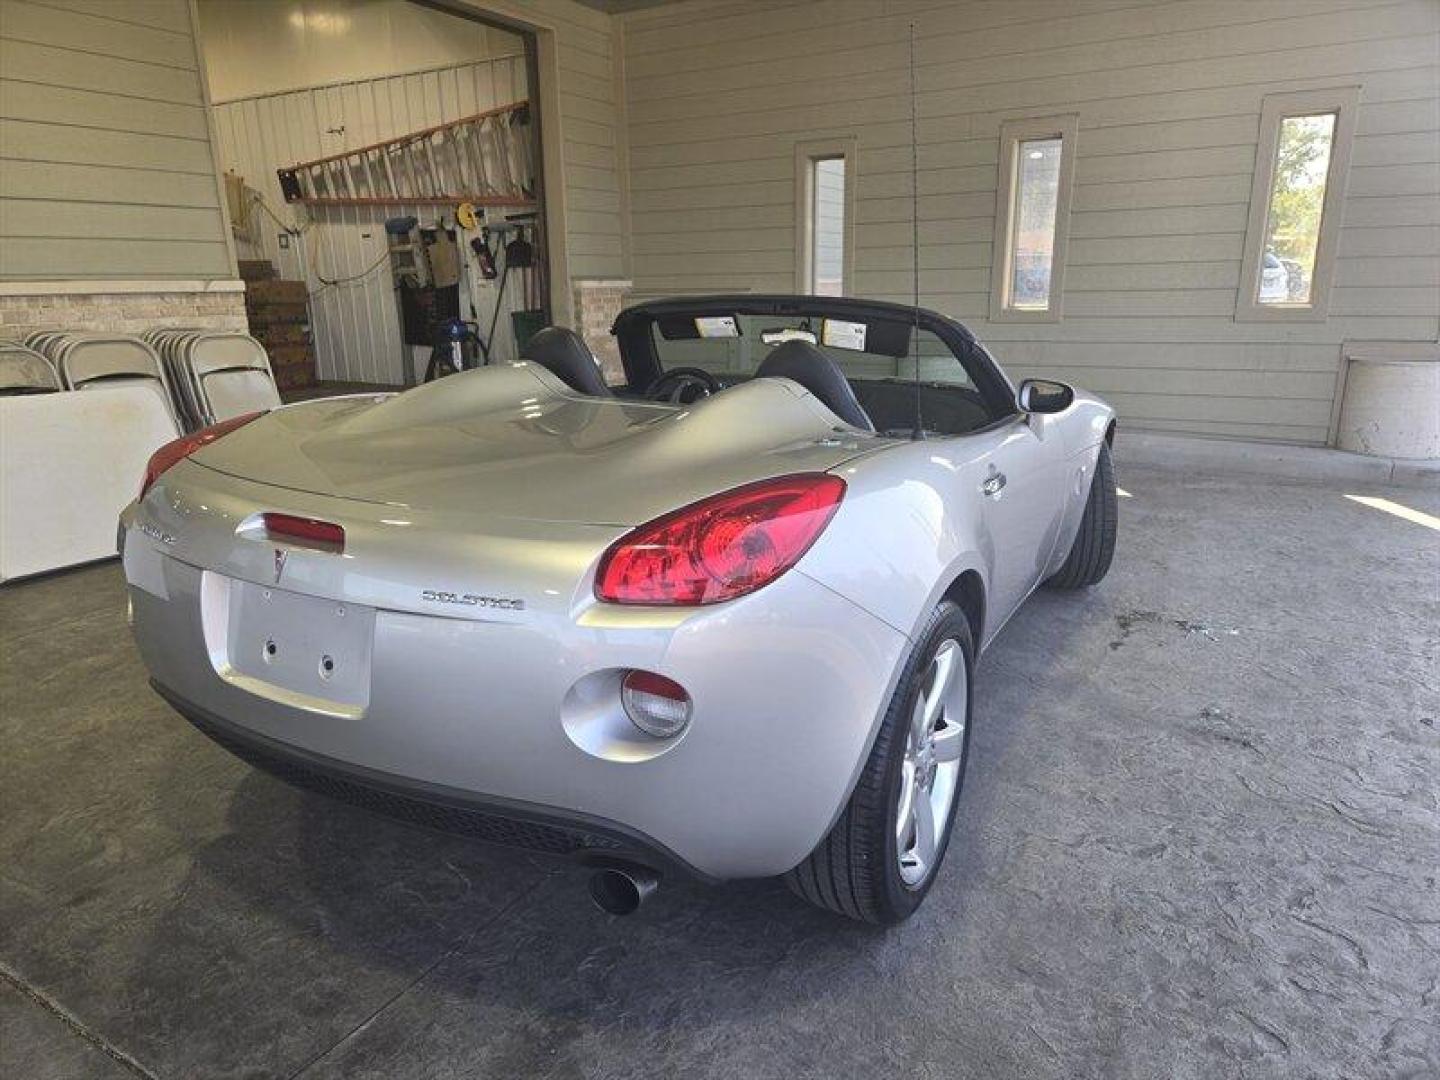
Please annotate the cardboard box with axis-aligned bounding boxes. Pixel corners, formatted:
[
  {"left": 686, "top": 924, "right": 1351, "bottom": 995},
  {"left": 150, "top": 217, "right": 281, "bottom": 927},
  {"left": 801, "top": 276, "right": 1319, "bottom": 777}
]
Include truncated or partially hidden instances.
[
  {"left": 245, "top": 280, "right": 308, "bottom": 305},
  {"left": 266, "top": 344, "right": 312, "bottom": 369},
  {"left": 244, "top": 303, "right": 308, "bottom": 326},
  {"left": 272, "top": 364, "right": 316, "bottom": 390}
]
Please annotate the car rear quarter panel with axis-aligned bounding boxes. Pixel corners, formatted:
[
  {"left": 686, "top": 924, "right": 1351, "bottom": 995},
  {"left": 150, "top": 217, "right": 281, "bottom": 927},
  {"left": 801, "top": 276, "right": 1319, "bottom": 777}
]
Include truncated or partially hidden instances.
[{"left": 801, "top": 438, "right": 999, "bottom": 647}]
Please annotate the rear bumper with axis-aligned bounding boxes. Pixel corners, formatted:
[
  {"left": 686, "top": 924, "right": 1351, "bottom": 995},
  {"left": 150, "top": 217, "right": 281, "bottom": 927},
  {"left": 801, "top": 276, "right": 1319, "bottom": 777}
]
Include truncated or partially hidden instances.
[
  {"left": 153, "top": 679, "right": 707, "bottom": 879},
  {"left": 124, "top": 507, "right": 911, "bottom": 879}
]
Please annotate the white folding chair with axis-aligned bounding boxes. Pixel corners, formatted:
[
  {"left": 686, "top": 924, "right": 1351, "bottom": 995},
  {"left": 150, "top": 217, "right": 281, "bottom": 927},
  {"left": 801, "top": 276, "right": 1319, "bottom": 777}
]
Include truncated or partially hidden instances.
[
  {"left": 0, "top": 344, "right": 61, "bottom": 394},
  {"left": 182, "top": 332, "right": 282, "bottom": 424},
  {"left": 56, "top": 335, "right": 180, "bottom": 429}
]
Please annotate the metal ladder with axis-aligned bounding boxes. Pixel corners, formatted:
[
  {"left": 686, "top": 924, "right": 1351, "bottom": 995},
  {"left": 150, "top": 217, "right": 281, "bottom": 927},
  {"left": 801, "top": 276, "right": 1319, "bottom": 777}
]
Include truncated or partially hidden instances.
[{"left": 277, "top": 102, "right": 535, "bottom": 209}]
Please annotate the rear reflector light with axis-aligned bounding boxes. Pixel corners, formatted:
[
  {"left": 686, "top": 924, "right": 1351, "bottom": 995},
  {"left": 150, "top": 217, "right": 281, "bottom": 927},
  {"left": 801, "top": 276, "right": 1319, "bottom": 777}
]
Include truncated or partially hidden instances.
[
  {"left": 595, "top": 473, "right": 845, "bottom": 605},
  {"left": 262, "top": 513, "right": 345, "bottom": 551},
  {"left": 621, "top": 670, "right": 692, "bottom": 738},
  {"left": 139, "top": 411, "right": 264, "bottom": 499}
]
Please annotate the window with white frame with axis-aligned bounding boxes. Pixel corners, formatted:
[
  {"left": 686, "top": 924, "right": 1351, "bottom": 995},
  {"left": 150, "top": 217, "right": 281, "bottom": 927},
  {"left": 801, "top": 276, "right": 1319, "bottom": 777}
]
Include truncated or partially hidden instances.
[
  {"left": 795, "top": 139, "right": 856, "bottom": 296},
  {"left": 1237, "top": 87, "right": 1360, "bottom": 320},
  {"left": 990, "top": 115, "right": 1078, "bottom": 322}
]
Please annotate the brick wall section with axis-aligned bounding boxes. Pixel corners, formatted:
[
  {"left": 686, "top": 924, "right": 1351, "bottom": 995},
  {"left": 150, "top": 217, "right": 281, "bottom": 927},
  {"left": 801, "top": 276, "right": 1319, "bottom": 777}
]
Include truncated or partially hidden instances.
[
  {"left": 572, "top": 279, "right": 631, "bottom": 383},
  {"left": 0, "top": 290, "right": 248, "bottom": 339}
]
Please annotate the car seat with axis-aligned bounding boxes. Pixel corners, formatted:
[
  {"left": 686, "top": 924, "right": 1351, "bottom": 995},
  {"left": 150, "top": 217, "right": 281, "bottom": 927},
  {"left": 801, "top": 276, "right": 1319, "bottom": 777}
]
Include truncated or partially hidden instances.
[
  {"left": 755, "top": 339, "right": 875, "bottom": 431},
  {"left": 520, "top": 327, "right": 612, "bottom": 397}
]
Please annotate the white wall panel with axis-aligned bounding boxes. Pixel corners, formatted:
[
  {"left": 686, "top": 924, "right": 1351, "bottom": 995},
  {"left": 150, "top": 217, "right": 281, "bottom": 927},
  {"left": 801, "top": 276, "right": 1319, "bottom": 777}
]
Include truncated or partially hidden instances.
[
  {"left": 196, "top": 0, "right": 524, "bottom": 103},
  {"left": 211, "top": 56, "right": 529, "bottom": 384}
]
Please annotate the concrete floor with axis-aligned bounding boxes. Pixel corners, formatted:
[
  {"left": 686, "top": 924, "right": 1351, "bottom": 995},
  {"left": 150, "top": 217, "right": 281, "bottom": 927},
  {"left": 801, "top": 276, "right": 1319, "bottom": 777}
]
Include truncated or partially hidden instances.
[{"left": 1, "top": 466, "right": 1436, "bottom": 1080}]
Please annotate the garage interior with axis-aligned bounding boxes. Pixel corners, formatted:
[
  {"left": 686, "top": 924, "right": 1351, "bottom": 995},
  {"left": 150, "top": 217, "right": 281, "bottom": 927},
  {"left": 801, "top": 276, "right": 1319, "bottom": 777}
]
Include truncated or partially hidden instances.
[{"left": 1, "top": 0, "right": 1437, "bottom": 1077}]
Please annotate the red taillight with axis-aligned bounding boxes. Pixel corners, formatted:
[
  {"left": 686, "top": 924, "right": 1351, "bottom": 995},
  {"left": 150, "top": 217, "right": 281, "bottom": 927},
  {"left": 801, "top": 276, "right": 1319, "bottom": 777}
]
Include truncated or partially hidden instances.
[
  {"left": 139, "top": 412, "right": 264, "bottom": 499},
  {"left": 595, "top": 473, "right": 845, "bottom": 605},
  {"left": 261, "top": 513, "right": 345, "bottom": 550}
]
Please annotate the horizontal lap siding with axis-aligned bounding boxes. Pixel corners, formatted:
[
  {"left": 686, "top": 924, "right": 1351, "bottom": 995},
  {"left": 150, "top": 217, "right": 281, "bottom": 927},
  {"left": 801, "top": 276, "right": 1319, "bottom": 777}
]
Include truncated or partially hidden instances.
[
  {"left": 520, "top": 0, "right": 626, "bottom": 281},
  {"left": 621, "top": 0, "right": 1440, "bottom": 444},
  {"left": 0, "top": 0, "right": 231, "bottom": 279}
]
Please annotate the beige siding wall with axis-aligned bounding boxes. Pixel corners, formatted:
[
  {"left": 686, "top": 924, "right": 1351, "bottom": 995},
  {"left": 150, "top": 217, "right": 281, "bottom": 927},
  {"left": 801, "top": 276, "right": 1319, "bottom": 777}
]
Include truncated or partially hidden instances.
[
  {"left": 620, "top": 0, "right": 1440, "bottom": 445},
  {"left": 456, "top": 0, "right": 628, "bottom": 284},
  {"left": 543, "top": 0, "right": 628, "bottom": 282},
  {"left": 0, "top": 0, "right": 234, "bottom": 280}
]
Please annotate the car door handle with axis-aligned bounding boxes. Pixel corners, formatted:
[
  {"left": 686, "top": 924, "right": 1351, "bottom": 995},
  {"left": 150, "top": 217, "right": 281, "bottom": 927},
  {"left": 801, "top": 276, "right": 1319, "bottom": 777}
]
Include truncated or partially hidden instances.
[{"left": 982, "top": 472, "right": 1007, "bottom": 497}]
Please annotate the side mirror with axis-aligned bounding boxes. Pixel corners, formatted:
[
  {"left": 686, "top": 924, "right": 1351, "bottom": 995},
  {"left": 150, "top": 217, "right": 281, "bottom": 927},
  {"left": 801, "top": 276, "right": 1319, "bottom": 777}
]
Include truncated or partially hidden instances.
[{"left": 1017, "top": 378, "right": 1074, "bottom": 414}]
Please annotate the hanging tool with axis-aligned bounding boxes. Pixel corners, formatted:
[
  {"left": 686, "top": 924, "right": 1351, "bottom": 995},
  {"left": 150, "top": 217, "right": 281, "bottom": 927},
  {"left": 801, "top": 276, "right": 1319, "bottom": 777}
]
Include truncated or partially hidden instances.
[
  {"left": 471, "top": 231, "right": 498, "bottom": 280},
  {"left": 453, "top": 204, "right": 498, "bottom": 363},
  {"left": 504, "top": 226, "right": 534, "bottom": 269},
  {"left": 505, "top": 225, "right": 534, "bottom": 313},
  {"left": 485, "top": 235, "right": 513, "bottom": 358},
  {"left": 502, "top": 217, "right": 546, "bottom": 349}
]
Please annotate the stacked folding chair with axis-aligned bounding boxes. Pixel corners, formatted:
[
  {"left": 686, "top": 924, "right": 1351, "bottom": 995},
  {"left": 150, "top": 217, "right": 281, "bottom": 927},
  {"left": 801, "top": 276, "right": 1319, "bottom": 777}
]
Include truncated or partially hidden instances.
[
  {"left": 28, "top": 332, "right": 180, "bottom": 430},
  {"left": 146, "top": 328, "right": 210, "bottom": 429},
  {"left": 144, "top": 329, "right": 282, "bottom": 431},
  {"left": 0, "top": 342, "right": 62, "bottom": 395}
]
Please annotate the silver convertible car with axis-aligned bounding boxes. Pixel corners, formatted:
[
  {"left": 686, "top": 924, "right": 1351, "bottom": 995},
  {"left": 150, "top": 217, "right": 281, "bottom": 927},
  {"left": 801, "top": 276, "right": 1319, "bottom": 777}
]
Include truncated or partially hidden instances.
[{"left": 121, "top": 295, "right": 1117, "bottom": 924}]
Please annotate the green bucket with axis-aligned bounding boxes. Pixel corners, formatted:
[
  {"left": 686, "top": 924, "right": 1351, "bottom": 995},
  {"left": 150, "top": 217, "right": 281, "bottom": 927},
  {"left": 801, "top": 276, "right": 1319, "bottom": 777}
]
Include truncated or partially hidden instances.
[{"left": 510, "top": 309, "right": 547, "bottom": 351}]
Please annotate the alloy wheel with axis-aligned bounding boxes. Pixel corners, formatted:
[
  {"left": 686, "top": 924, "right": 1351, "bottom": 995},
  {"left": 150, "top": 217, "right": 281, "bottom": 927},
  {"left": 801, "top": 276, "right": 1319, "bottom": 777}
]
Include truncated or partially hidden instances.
[{"left": 895, "top": 638, "right": 967, "bottom": 887}]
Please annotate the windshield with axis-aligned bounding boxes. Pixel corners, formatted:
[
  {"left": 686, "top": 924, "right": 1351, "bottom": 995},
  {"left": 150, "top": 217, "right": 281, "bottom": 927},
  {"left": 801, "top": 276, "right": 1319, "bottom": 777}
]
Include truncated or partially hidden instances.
[
  {"left": 650, "top": 314, "right": 995, "bottom": 436},
  {"left": 650, "top": 313, "right": 975, "bottom": 394}
]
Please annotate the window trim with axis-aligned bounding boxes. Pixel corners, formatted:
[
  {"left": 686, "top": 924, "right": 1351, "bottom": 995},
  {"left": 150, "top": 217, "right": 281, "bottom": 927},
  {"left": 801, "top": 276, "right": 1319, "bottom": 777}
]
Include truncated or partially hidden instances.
[
  {"left": 794, "top": 137, "right": 857, "bottom": 296},
  {"left": 989, "top": 114, "right": 1078, "bottom": 324},
  {"left": 1236, "top": 86, "right": 1360, "bottom": 322}
]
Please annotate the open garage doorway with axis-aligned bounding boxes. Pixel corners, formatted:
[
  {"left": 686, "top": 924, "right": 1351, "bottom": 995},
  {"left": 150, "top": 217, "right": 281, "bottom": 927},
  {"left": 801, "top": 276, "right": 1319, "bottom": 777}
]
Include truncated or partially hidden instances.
[{"left": 196, "top": 0, "right": 551, "bottom": 389}]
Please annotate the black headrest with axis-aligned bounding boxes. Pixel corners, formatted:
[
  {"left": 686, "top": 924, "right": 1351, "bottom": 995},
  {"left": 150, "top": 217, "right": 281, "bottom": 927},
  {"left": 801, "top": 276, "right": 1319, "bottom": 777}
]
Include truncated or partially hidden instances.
[
  {"left": 755, "top": 340, "right": 874, "bottom": 432},
  {"left": 520, "top": 327, "right": 612, "bottom": 397}
]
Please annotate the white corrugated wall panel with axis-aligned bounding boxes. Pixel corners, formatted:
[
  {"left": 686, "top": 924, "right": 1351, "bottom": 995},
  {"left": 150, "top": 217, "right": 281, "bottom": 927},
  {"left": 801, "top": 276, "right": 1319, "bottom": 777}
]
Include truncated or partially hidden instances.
[{"left": 211, "top": 56, "right": 529, "bottom": 384}]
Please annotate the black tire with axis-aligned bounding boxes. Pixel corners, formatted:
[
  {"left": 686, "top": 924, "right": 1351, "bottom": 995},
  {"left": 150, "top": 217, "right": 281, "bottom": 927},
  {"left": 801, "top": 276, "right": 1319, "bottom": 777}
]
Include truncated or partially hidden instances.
[
  {"left": 1045, "top": 441, "right": 1118, "bottom": 590},
  {"left": 783, "top": 602, "right": 975, "bottom": 925}
]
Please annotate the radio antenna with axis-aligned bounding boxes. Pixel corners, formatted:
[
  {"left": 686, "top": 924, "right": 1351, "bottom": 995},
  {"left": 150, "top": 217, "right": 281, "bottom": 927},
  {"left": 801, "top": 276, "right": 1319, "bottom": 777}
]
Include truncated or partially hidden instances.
[{"left": 908, "top": 21, "right": 924, "bottom": 440}]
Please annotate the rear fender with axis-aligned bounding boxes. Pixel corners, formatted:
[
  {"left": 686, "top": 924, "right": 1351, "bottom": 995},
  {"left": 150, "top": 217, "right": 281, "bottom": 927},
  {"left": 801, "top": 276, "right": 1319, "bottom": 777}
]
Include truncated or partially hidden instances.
[
  {"left": 800, "top": 439, "right": 996, "bottom": 648},
  {"left": 794, "top": 441, "right": 993, "bottom": 852}
]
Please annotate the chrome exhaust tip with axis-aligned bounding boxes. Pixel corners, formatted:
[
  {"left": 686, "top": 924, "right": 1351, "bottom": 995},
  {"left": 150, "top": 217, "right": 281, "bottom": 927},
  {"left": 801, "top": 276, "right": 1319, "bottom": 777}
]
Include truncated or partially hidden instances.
[{"left": 588, "top": 865, "right": 659, "bottom": 915}]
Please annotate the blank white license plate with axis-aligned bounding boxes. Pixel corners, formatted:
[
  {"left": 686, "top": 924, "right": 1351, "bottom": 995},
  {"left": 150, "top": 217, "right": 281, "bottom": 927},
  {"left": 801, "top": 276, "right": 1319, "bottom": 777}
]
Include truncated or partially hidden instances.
[{"left": 221, "top": 578, "right": 375, "bottom": 713}]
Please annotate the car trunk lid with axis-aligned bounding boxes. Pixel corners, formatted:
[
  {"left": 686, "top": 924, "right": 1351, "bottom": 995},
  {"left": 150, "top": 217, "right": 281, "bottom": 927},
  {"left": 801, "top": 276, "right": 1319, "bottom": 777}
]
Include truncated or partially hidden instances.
[{"left": 190, "top": 365, "right": 882, "bottom": 526}]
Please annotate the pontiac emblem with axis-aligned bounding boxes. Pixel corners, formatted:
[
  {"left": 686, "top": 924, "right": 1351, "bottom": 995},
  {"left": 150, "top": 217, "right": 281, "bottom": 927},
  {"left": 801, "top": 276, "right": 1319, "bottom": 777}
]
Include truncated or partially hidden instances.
[{"left": 273, "top": 548, "right": 288, "bottom": 583}]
